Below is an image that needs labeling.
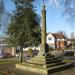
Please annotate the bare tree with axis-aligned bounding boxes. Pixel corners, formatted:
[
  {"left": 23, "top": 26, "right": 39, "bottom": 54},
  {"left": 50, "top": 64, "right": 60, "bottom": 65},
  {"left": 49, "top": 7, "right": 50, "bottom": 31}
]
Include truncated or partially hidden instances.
[
  {"left": 57, "top": 31, "right": 67, "bottom": 38},
  {"left": 62, "top": 0, "right": 75, "bottom": 22},
  {"left": 45, "top": 0, "right": 75, "bottom": 21},
  {"left": 0, "top": 0, "right": 4, "bottom": 20},
  {"left": 0, "top": 0, "right": 11, "bottom": 36}
]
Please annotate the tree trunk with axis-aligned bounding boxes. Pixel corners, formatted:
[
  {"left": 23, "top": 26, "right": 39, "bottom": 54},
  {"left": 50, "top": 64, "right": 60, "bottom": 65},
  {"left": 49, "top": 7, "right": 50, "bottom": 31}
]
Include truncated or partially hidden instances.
[{"left": 19, "top": 45, "right": 23, "bottom": 63}]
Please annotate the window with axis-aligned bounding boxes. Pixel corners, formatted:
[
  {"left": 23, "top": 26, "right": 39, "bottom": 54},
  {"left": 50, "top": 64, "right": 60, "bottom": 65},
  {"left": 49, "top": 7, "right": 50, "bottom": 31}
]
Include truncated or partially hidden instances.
[{"left": 48, "top": 37, "right": 52, "bottom": 40}]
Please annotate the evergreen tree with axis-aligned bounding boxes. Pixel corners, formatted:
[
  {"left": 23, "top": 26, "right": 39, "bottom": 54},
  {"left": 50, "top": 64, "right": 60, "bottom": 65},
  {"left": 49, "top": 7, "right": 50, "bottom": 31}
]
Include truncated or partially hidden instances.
[{"left": 7, "top": 0, "right": 40, "bottom": 62}]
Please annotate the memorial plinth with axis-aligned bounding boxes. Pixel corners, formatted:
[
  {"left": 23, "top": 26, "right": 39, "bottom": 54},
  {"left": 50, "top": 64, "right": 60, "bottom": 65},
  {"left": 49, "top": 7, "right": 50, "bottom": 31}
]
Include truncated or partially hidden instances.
[{"left": 16, "top": 3, "right": 73, "bottom": 75}]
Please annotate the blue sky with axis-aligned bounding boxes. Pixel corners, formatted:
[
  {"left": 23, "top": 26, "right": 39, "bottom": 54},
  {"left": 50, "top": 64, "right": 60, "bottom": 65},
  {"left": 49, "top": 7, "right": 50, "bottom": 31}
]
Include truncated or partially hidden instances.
[
  {"left": 2, "top": 0, "right": 75, "bottom": 37},
  {"left": 4, "top": 0, "right": 15, "bottom": 13},
  {"left": 35, "top": 0, "right": 75, "bottom": 36}
]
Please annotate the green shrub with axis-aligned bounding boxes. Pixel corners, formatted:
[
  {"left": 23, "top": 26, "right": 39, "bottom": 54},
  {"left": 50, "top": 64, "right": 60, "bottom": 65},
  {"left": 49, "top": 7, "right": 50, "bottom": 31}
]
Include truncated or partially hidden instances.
[
  {"left": 49, "top": 47, "right": 54, "bottom": 51},
  {"left": 28, "top": 48, "right": 33, "bottom": 56}
]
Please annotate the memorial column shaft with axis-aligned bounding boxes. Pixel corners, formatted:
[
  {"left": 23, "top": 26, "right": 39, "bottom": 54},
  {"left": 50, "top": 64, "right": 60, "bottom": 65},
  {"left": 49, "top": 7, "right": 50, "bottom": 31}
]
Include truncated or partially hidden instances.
[
  {"left": 41, "top": 5, "right": 46, "bottom": 45},
  {"left": 40, "top": 5, "right": 49, "bottom": 54}
]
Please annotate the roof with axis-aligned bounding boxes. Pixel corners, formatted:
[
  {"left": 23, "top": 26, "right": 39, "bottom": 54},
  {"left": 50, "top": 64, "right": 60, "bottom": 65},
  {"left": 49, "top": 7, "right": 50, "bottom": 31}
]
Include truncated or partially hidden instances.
[
  {"left": 47, "top": 32, "right": 66, "bottom": 39},
  {"left": 52, "top": 33, "right": 66, "bottom": 39},
  {"left": 67, "top": 38, "right": 75, "bottom": 41}
]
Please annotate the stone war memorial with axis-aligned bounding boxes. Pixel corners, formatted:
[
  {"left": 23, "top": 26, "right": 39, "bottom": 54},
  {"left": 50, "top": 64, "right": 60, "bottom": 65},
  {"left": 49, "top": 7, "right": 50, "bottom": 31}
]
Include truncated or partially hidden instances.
[{"left": 16, "top": 0, "right": 73, "bottom": 75}]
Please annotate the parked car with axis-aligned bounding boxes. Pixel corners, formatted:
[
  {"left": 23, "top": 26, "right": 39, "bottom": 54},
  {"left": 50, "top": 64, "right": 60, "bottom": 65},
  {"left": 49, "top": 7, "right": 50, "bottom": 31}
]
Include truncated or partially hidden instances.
[
  {"left": 0, "top": 53, "right": 11, "bottom": 59},
  {"left": 3, "top": 53, "right": 11, "bottom": 58},
  {"left": 64, "top": 51, "right": 74, "bottom": 56},
  {"left": 0, "top": 54, "right": 3, "bottom": 59}
]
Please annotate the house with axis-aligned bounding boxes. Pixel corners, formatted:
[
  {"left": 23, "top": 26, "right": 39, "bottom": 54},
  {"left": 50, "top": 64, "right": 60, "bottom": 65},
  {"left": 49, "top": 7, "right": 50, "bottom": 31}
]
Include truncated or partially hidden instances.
[
  {"left": 22, "top": 33, "right": 67, "bottom": 52},
  {"left": 67, "top": 38, "right": 75, "bottom": 49},
  {"left": 0, "top": 37, "right": 16, "bottom": 56},
  {"left": 46, "top": 33, "right": 67, "bottom": 50},
  {"left": 67, "top": 39, "right": 72, "bottom": 48}
]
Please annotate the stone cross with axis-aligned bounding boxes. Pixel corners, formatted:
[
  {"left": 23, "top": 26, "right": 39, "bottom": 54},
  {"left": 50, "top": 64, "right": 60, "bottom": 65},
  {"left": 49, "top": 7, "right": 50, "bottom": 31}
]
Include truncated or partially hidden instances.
[{"left": 40, "top": 0, "right": 49, "bottom": 55}]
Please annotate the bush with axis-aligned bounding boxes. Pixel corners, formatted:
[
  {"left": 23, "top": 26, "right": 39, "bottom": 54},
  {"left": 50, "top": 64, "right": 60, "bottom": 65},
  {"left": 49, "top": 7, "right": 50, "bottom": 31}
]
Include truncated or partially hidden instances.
[
  {"left": 28, "top": 48, "right": 33, "bottom": 57},
  {"left": 49, "top": 47, "right": 54, "bottom": 51}
]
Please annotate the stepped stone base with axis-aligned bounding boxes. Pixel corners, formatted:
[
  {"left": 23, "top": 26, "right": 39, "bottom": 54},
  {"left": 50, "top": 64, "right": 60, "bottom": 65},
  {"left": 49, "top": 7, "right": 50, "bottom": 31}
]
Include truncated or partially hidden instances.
[
  {"left": 16, "top": 64, "right": 48, "bottom": 75},
  {"left": 16, "top": 63, "right": 72, "bottom": 75},
  {"left": 15, "top": 54, "right": 73, "bottom": 75}
]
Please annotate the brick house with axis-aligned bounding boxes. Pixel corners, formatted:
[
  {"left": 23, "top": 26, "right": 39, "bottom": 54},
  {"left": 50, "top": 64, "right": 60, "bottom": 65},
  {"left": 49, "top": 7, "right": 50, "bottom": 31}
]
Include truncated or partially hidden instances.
[
  {"left": 0, "top": 37, "right": 16, "bottom": 56},
  {"left": 46, "top": 33, "right": 67, "bottom": 50}
]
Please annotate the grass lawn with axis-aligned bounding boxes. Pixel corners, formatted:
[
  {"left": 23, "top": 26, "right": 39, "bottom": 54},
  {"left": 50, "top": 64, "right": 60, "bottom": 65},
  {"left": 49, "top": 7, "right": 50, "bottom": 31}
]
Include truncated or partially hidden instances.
[
  {"left": 63, "top": 60, "right": 75, "bottom": 63},
  {"left": 0, "top": 72, "right": 5, "bottom": 75},
  {"left": 0, "top": 59, "right": 17, "bottom": 75},
  {"left": 0, "top": 58, "right": 19, "bottom": 64},
  {"left": 0, "top": 71, "right": 10, "bottom": 75}
]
